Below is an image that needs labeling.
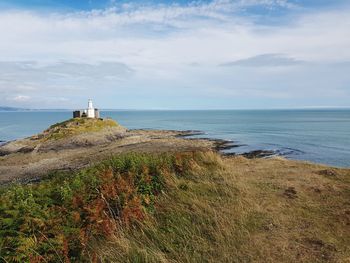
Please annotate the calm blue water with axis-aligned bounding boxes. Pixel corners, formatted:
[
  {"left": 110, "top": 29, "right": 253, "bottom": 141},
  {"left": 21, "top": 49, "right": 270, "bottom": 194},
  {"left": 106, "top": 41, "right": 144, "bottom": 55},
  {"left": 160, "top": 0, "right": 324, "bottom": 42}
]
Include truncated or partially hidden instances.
[{"left": 0, "top": 110, "right": 349, "bottom": 167}]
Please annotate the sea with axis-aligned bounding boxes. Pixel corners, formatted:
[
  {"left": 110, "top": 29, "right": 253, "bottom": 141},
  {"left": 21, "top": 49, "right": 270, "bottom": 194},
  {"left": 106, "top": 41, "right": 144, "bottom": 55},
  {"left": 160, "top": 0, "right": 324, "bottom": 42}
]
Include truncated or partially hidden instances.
[{"left": 0, "top": 109, "right": 349, "bottom": 168}]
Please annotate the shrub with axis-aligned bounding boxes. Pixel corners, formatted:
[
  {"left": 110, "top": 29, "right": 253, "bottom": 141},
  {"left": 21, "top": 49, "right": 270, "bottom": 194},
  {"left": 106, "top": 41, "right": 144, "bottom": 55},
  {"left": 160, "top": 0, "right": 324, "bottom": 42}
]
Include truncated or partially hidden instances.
[{"left": 0, "top": 151, "right": 206, "bottom": 262}]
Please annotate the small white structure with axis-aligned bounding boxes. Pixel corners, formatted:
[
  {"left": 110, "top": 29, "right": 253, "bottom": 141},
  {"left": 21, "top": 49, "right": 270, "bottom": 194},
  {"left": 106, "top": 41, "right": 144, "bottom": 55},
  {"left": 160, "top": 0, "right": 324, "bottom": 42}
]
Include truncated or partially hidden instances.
[
  {"left": 73, "top": 99, "right": 100, "bottom": 119},
  {"left": 87, "top": 99, "right": 95, "bottom": 118}
]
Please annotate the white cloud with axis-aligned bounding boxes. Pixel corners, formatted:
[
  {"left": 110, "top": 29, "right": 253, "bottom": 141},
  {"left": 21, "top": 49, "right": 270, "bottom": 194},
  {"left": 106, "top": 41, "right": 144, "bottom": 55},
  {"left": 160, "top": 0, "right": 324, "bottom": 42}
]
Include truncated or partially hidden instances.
[
  {"left": 220, "top": 54, "right": 305, "bottom": 67},
  {"left": 0, "top": 1, "right": 349, "bottom": 108},
  {"left": 0, "top": 1, "right": 348, "bottom": 64},
  {"left": 9, "top": 95, "right": 31, "bottom": 102}
]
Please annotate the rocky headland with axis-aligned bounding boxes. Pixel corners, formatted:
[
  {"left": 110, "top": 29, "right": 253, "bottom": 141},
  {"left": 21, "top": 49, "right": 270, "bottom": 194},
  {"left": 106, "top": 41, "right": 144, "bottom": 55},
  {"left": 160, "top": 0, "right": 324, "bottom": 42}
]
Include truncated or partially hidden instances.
[{"left": 0, "top": 118, "right": 233, "bottom": 184}]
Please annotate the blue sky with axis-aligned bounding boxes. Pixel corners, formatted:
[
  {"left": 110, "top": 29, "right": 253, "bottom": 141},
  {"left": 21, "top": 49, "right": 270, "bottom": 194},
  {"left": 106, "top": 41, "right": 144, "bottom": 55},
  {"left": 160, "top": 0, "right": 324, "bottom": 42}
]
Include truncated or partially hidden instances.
[
  {"left": 0, "top": 0, "right": 349, "bottom": 109},
  {"left": 2, "top": 0, "right": 348, "bottom": 10}
]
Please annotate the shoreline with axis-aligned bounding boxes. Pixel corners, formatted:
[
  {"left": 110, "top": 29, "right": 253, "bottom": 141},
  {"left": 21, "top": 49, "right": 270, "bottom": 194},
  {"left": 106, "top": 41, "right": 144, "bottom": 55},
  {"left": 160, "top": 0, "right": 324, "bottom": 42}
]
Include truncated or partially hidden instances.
[
  {"left": 1, "top": 109, "right": 350, "bottom": 167},
  {"left": 0, "top": 128, "right": 346, "bottom": 175},
  {"left": 0, "top": 115, "right": 348, "bottom": 185},
  {"left": 176, "top": 130, "right": 286, "bottom": 159},
  {"left": 0, "top": 127, "right": 275, "bottom": 158}
]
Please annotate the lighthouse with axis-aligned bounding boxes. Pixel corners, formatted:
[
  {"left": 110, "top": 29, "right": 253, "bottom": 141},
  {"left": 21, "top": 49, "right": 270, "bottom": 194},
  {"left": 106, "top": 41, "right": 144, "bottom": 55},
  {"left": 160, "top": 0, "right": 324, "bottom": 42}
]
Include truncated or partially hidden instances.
[
  {"left": 72, "top": 99, "right": 100, "bottom": 119},
  {"left": 87, "top": 99, "right": 95, "bottom": 118}
]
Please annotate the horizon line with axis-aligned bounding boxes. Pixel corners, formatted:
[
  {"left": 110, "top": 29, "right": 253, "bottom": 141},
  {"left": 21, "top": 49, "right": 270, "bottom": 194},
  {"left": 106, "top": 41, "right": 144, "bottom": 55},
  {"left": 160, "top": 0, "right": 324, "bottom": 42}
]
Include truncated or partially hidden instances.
[{"left": 1, "top": 106, "right": 350, "bottom": 112}]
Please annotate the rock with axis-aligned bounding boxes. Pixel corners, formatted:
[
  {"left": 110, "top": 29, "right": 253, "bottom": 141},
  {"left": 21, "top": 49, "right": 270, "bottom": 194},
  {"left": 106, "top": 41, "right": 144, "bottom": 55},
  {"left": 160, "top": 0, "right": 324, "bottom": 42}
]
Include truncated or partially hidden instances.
[
  {"left": 0, "top": 124, "right": 215, "bottom": 184},
  {"left": 302, "top": 238, "right": 336, "bottom": 261},
  {"left": 0, "top": 142, "right": 34, "bottom": 156},
  {"left": 317, "top": 169, "right": 338, "bottom": 177},
  {"left": 242, "top": 150, "right": 275, "bottom": 159},
  {"left": 175, "top": 130, "right": 205, "bottom": 137},
  {"left": 284, "top": 187, "right": 298, "bottom": 199},
  {"left": 263, "top": 222, "right": 278, "bottom": 231}
]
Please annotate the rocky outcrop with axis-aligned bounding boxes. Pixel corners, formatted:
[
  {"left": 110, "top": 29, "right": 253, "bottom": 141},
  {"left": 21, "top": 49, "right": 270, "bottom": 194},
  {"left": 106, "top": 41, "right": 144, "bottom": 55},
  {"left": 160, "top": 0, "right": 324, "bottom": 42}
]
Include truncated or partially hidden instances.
[{"left": 0, "top": 119, "right": 214, "bottom": 184}]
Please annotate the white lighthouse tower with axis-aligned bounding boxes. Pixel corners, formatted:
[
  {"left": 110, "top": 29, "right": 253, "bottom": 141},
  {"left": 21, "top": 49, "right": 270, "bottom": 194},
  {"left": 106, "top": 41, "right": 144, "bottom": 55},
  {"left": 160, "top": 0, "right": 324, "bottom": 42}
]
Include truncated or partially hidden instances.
[
  {"left": 72, "top": 99, "right": 100, "bottom": 119},
  {"left": 87, "top": 99, "right": 95, "bottom": 118}
]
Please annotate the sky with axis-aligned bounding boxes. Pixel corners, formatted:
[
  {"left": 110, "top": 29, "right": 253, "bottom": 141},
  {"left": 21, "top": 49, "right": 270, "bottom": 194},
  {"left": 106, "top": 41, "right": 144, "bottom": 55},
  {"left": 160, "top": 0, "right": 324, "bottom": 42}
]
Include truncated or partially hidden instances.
[{"left": 0, "top": 0, "right": 349, "bottom": 109}]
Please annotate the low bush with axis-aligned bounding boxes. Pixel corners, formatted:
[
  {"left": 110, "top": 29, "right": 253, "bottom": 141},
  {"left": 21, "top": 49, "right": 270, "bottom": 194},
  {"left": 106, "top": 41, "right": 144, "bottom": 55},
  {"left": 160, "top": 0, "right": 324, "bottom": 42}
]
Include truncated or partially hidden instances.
[{"left": 0, "top": 151, "right": 210, "bottom": 262}]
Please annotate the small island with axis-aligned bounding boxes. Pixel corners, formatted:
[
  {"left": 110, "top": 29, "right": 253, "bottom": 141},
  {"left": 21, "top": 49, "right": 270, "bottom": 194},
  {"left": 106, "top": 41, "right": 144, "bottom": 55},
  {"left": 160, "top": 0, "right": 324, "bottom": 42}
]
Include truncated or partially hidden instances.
[{"left": 0, "top": 114, "right": 349, "bottom": 262}]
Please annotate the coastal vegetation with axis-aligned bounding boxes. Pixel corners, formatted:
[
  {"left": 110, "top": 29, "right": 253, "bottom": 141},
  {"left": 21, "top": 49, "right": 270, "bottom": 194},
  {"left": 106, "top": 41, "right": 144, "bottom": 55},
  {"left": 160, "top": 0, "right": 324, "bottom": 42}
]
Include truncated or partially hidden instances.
[
  {"left": 40, "top": 118, "right": 120, "bottom": 141},
  {"left": 0, "top": 150, "right": 349, "bottom": 262},
  {"left": 0, "top": 151, "right": 215, "bottom": 262}
]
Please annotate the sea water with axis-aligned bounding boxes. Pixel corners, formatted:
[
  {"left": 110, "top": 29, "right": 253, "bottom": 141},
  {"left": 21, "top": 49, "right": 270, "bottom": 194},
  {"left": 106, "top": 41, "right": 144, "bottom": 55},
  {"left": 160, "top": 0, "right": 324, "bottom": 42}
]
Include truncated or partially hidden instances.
[{"left": 0, "top": 109, "right": 349, "bottom": 167}]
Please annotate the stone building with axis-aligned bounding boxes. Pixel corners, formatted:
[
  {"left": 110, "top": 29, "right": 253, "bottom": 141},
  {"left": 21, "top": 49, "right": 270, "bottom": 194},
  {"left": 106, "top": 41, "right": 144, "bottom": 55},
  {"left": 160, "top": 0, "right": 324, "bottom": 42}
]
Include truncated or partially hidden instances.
[{"left": 73, "top": 99, "right": 100, "bottom": 118}]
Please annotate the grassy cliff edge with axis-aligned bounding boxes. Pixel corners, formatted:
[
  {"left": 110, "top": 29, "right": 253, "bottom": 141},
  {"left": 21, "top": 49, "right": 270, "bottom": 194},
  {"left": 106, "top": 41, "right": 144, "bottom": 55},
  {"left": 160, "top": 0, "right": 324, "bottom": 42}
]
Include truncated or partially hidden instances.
[{"left": 0, "top": 150, "right": 349, "bottom": 262}]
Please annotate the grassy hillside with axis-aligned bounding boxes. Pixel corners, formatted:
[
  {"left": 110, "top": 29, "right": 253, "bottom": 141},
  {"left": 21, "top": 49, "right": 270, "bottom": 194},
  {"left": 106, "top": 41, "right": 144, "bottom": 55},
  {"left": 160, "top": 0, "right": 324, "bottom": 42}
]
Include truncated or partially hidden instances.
[
  {"left": 39, "top": 118, "right": 121, "bottom": 141},
  {"left": 0, "top": 151, "right": 213, "bottom": 262},
  {"left": 0, "top": 151, "right": 349, "bottom": 262},
  {"left": 96, "top": 156, "right": 350, "bottom": 263}
]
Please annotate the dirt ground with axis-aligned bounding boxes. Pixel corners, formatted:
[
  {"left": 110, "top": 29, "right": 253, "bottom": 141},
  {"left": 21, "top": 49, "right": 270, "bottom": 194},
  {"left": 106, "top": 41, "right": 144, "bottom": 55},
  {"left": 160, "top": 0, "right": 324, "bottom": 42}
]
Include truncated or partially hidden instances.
[{"left": 218, "top": 156, "right": 350, "bottom": 262}]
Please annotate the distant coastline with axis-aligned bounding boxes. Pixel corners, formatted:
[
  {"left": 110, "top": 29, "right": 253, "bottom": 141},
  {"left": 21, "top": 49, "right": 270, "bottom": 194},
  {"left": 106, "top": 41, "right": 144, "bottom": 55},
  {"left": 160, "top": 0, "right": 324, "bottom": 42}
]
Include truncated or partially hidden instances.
[
  {"left": 0, "top": 106, "right": 71, "bottom": 112},
  {"left": 1, "top": 106, "right": 350, "bottom": 112},
  {"left": 0, "top": 106, "right": 28, "bottom": 111}
]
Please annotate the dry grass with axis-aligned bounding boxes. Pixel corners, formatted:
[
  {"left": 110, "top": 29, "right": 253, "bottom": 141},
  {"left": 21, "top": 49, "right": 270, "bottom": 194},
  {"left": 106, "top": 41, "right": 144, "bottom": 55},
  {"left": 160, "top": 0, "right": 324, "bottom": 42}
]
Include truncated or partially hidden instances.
[
  {"left": 95, "top": 153, "right": 350, "bottom": 263},
  {"left": 40, "top": 117, "right": 120, "bottom": 140}
]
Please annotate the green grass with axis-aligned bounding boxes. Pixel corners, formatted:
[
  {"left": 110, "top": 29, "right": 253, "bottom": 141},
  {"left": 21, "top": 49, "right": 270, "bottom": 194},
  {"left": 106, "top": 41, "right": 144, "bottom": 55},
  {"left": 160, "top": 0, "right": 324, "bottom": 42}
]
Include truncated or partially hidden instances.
[
  {"left": 42, "top": 118, "right": 119, "bottom": 140},
  {"left": 93, "top": 155, "right": 350, "bottom": 263},
  {"left": 1, "top": 152, "right": 349, "bottom": 262},
  {"left": 0, "top": 151, "right": 211, "bottom": 262}
]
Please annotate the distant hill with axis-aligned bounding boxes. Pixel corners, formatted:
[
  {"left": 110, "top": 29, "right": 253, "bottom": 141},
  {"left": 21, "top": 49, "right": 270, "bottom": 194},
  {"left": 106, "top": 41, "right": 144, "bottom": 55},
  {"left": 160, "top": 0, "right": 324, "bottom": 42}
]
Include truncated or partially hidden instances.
[
  {"left": 0, "top": 106, "right": 27, "bottom": 111},
  {"left": 0, "top": 107, "right": 72, "bottom": 112}
]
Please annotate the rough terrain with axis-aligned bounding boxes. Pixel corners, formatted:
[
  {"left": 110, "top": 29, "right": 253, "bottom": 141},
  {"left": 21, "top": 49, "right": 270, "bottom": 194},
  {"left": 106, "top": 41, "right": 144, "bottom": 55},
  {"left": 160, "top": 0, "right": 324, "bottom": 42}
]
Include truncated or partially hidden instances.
[
  {"left": 0, "top": 118, "right": 349, "bottom": 262},
  {"left": 97, "top": 155, "right": 350, "bottom": 263},
  {"left": 0, "top": 118, "right": 219, "bottom": 184}
]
